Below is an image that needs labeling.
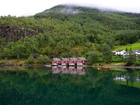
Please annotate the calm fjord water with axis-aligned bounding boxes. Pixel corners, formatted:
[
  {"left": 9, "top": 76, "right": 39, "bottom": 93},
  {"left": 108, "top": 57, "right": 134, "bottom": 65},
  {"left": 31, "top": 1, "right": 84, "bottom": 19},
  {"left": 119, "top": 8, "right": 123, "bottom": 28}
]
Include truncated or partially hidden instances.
[{"left": 0, "top": 67, "right": 140, "bottom": 105}]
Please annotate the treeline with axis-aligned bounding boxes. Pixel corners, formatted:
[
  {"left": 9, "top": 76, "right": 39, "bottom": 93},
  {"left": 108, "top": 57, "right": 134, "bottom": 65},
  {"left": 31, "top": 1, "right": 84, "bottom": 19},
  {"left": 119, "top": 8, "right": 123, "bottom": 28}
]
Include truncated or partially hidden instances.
[{"left": 0, "top": 5, "right": 140, "bottom": 65}]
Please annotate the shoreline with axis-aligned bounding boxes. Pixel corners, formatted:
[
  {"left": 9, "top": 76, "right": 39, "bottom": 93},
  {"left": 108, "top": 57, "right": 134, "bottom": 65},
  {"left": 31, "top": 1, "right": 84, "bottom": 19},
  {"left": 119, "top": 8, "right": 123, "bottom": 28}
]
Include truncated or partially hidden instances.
[
  {"left": 0, "top": 63, "right": 45, "bottom": 67},
  {"left": 92, "top": 65, "right": 140, "bottom": 69},
  {"left": 0, "top": 63, "right": 140, "bottom": 69}
]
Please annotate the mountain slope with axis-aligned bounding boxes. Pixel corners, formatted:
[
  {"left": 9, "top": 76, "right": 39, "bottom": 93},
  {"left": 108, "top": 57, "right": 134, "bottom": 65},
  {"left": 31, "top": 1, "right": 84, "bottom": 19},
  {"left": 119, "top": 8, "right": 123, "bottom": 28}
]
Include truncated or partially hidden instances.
[{"left": 0, "top": 4, "right": 140, "bottom": 61}]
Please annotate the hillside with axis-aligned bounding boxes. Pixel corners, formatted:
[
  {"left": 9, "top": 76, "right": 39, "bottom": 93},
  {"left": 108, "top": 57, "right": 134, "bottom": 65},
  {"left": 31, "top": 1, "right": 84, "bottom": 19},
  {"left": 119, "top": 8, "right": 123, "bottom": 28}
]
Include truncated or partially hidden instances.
[{"left": 0, "top": 4, "right": 140, "bottom": 65}]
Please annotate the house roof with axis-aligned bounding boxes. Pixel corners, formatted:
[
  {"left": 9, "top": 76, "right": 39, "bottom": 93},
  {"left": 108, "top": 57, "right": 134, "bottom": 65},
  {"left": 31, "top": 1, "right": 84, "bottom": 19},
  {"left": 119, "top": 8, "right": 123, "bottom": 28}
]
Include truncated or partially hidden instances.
[
  {"left": 78, "top": 57, "right": 86, "bottom": 60},
  {"left": 69, "top": 58, "right": 77, "bottom": 61},
  {"left": 61, "top": 58, "right": 69, "bottom": 61},
  {"left": 52, "top": 58, "right": 61, "bottom": 61}
]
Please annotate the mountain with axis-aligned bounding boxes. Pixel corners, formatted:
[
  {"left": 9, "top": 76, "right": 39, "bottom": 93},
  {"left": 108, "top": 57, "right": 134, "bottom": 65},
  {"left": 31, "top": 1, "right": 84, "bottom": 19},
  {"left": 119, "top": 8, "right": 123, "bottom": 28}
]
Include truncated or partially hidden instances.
[
  {"left": 34, "top": 4, "right": 115, "bottom": 16},
  {"left": 34, "top": 4, "right": 140, "bottom": 17},
  {"left": 34, "top": 5, "right": 140, "bottom": 30},
  {"left": 0, "top": 4, "right": 140, "bottom": 63}
]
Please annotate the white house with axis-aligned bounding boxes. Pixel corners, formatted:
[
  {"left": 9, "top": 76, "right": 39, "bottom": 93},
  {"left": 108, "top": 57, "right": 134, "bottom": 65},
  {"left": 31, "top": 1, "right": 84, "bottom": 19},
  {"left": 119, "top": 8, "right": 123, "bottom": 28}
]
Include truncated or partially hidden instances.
[{"left": 114, "top": 50, "right": 126, "bottom": 55}]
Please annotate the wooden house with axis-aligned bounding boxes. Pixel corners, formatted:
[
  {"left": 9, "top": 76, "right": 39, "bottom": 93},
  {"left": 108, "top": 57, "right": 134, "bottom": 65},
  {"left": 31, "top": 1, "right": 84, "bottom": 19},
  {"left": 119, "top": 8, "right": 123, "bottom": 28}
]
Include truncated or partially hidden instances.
[
  {"left": 52, "top": 58, "right": 61, "bottom": 66},
  {"left": 77, "top": 57, "right": 87, "bottom": 65},
  {"left": 61, "top": 58, "right": 69, "bottom": 66},
  {"left": 52, "top": 57, "right": 87, "bottom": 66},
  {"left": 69, "top": 58, "right": 77, "bottom": 65}
]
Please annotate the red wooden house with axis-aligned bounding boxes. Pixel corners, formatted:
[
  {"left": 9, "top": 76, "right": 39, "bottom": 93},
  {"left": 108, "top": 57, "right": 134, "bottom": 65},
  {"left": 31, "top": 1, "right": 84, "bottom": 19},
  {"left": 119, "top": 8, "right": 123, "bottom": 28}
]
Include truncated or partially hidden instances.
[
  {"left": 61, "top": 58, "right": 69, "bottom": 66},
  {"left": 52, "top": 58, "right": 61, "bottom": 66},
  {"left": 52, "top": 57, "right": 87, "bottom": 66},
  {"left": 77, "top": 57, "right": 87, "bottom": 66},
  {"left": 69, "top": 58, "right": 77, "bottom": 66}
]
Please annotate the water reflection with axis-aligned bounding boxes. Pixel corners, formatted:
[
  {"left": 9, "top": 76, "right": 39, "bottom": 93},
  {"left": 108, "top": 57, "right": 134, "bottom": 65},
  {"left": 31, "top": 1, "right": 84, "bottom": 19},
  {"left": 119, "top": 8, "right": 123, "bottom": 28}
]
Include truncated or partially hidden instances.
[
  {"left": 52, "top": 66, "right": 86, "bottom": 75},
  {"left": 114, "top": 75, "right": 140, "bottom": 82},
  {"left": 0, "top": 67, "right": 140, "bottom": 105},
  {"left": 113, "top": 69, "right": 140, "bottom": 83},
  {"left": 114, "top": 76, "right": 126, "bottom": 81}
]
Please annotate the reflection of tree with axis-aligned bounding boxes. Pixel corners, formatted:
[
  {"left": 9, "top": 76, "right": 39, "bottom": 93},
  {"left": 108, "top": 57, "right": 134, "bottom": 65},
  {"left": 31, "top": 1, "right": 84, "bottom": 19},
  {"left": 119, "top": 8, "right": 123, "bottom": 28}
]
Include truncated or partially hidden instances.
[
  {"left": 113, "top": 69, "right": 139, "bottom": 87},
  {"left": 94, "top": 71, "right": 116, "bottom": 104},
  {"left": 126, "top": 69, "right": 137, "bottom": 86},
  {"left": 85, "top": 68, "right": 99, "bottom": 88},
  {"left": 25, "top": 67, "right": 51, "bottom": 77},
  {"left": 0, "top": 68, "right": 140, "bottom": 105}
]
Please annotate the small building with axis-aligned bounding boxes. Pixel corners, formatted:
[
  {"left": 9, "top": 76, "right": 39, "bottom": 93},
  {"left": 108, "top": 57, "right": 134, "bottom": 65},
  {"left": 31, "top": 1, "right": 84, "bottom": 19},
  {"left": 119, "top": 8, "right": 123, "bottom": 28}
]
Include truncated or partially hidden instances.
[
  {"left": 61, "top": 58, "right": 69, "bottom": 66},
  {"left": 133, "top": 50, "right": 140, "bottom": 56},
  {"left": 52, "top": 58, "right": 61, "bottom": 66},
  {"left": 114, "top": 50, "right": 126, "bottom": 55},
  {"left": 69, "top": 58, "right": 77, "bottom": 66},
  {"left": 77, "top": 57, "right": 87, "bottom": 66},
  {"left": 123, "top": 52, "right": 129, "bottom": 58},
  {"left": 52, "top": 57, "right": 87, "bottom": 66}
]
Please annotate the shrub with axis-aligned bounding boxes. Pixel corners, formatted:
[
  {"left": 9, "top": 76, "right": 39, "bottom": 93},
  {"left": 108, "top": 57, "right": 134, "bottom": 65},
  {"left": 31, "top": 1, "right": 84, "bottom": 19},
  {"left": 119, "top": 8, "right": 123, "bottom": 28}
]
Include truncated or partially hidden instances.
[
  {"left": 36, "top": 55, "right": 50, "bottom": 64},
  {"left": 25, "top": 55, "right": 35, "bottom": 64},
  {"left": 87, "top": 51, "right": 99, "bottom": 65}
]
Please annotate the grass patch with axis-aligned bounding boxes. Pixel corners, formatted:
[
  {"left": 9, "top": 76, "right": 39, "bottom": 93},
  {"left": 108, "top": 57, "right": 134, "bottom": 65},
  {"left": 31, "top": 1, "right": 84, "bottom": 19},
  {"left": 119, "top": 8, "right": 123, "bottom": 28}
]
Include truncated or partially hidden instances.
[
  {"left": 114, "top": 42, "right": 140, "bottom": 51},
  {"left": 0, "top": 59, "right": 26, "bottom": 64}
]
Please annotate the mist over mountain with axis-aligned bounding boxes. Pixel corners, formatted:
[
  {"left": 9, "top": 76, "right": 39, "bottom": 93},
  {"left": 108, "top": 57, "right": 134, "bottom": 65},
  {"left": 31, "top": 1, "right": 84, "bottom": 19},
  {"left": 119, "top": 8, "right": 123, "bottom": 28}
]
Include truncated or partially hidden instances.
[
  {"left": 35, "top": 4, "right": 120, "bottom": 16},
  {"left": 34, "top": 4, "right": 140, "bottom": 18}
]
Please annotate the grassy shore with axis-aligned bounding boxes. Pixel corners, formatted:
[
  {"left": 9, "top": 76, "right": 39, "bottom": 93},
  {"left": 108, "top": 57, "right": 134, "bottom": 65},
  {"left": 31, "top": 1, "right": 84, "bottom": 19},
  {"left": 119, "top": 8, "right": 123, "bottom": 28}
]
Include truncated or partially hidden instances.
[{"left": 0, "top": 59, "right": 26, "bottom": 64}]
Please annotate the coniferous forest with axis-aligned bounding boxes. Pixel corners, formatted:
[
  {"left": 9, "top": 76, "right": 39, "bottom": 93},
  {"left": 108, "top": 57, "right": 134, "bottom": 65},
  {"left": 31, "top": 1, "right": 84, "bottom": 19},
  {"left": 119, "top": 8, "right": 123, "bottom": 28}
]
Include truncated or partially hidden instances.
[{"left": 0, "top": 5, "right": 140, "bottom": 65}]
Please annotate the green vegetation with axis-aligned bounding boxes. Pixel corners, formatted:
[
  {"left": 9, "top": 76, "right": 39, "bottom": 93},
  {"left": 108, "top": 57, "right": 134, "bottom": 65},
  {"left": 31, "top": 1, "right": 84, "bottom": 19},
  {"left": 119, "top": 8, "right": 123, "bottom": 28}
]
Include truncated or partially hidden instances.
[
  {"left": 0, "top": 5, "right": 140, "bottom": 65},
  {"left": 114, "top": 43, "right": 140, "bottom": 51}
]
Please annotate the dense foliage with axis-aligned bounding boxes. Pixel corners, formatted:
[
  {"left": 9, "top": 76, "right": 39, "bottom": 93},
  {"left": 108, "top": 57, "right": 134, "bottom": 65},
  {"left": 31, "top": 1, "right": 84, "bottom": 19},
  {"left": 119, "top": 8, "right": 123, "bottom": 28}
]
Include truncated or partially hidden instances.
[{"left": 0, "top": 5, "right": 140, "bottom": 65}]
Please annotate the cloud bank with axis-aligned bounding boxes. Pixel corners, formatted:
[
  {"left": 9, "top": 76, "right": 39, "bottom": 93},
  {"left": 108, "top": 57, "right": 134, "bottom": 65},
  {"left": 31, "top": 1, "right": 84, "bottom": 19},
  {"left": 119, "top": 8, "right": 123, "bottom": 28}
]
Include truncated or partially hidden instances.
[{"left": 0, "top": 0, "right": 140, "bottom": 16}]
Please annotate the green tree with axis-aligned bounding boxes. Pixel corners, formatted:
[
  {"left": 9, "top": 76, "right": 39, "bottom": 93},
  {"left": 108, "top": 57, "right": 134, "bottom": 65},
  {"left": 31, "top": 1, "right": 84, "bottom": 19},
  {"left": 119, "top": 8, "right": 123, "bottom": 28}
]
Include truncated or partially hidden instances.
[
  {"left": 101, "top": 44, "right": 112, "bottom": 63},
  {"left": 13, "top": 43, "right": 25, "bottom": 59},
  {"left": 87, "top": 51, "right": 99, "bottom": 65}
]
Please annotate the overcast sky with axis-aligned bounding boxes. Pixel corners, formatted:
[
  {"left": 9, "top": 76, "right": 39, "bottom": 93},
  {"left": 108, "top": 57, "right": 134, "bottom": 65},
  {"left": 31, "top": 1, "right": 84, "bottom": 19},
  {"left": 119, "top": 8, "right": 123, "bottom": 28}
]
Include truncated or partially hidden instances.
[{"left": 0, "top": 0, "right": 140, "bottom": 16}]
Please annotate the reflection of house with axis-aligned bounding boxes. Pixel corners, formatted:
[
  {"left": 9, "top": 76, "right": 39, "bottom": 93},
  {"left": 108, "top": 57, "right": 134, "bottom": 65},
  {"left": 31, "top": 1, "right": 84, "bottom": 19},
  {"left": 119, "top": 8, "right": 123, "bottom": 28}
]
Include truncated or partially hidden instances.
[
  {"left": 51, "top": 66, "right": 86, "bottom": 75},
  {"left": 114, "top": 75, "right": 140, "bottom": 82},
  {"left": 69, "top": 67, "right": 77, "bottom": 74},
  {"left": 52, "top": 66, "right": 61, "bottom": 74},
  {"left": 77, "top": 67, "right": 86, "bottom": 75},
  {"left": 61, "top": 66, "right": 70, "bottom": 74},
  {"left": 114, "top": 76, "right": 126, "bottom": 81},
  {"left": 136, "top": 77, "right": 140, "bottom": 82}
]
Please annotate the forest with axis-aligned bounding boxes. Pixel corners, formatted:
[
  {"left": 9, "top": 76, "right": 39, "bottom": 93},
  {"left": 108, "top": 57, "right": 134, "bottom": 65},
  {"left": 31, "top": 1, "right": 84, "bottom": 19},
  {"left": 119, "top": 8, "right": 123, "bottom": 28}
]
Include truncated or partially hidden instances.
[{"left": 0, "top": 5, "right": 140, "bottom": 65}]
